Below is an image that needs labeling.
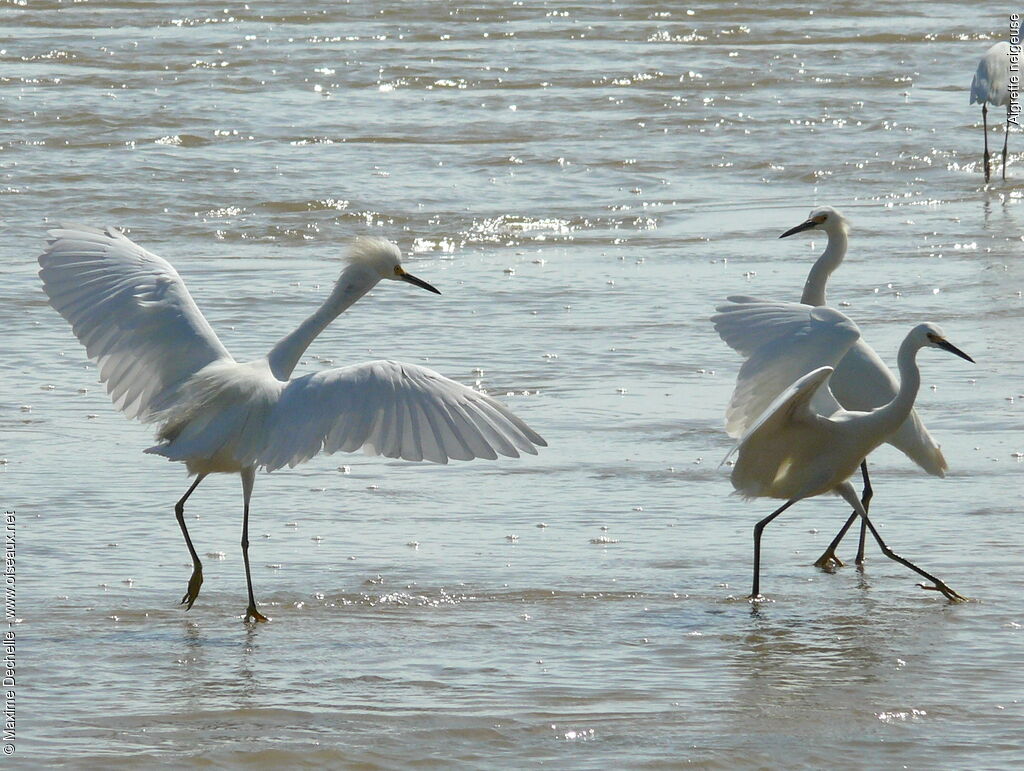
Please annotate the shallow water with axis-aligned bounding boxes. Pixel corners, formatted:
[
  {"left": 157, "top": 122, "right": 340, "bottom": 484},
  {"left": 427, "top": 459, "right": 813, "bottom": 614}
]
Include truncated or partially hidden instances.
[{"left": 2, "top": 1, "right": 1023, "bottom": 767}]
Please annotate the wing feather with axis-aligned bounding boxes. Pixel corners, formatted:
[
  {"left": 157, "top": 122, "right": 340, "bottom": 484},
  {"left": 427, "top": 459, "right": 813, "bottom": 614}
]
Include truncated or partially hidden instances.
[
  {"left": 713, "top": 299, "right": 860, "bottom": 437},
  {"left": 462, "top": 400, "right": 520, "bottom": 458},
  {"left": 727, "top": 367, "right": 837, "bottom": 498},
  {"left": 398, "top": 395, "right": 423, "bottom": 462},
  {"left": 426, "top": 400, "right": 477, "bottom": 462},
  {"left": 448, "top": 401, "right": 499, "bottom": 460},
  {"left": 724, "top": 366, "right": 834, "bottom": 467},
  {"left": 38, "top": 223, "right": 232, "bottom": 421},
  {"left": 261, "top": 360, "right": 546, "bottom": 470},
  {"left": 412, "top": 396, "right": 446, "bottom": 463}
]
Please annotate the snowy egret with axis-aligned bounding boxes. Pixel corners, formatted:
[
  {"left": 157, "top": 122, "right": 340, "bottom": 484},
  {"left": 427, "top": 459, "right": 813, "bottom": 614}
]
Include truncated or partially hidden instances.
[
  {"left": 723, "top": 308, "right": 972, "bottom": 601},
  {"left": 970, "top": 41, "right": 1014, "bottom": 182},
  {"left": 715, "top": 207, "right": 947, "bottom": 568},
  {"left": 39, "top": 224, "right": 546, "bottom": 622}
]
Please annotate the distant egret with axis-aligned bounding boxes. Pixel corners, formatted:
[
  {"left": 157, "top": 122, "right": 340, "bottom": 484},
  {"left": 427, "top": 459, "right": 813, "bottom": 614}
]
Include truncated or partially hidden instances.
[
  {"left": 39, "top": 225, "right": 546, "bottom": 622},
  {"left": 722, "top": 308, "right": 972, "bottom": 601},
  {"left": 970, "top": 41, "right": 1014, "bottom": 182},
  {"left": 715, "top": 207, "right": 947, "bottom": 568}
]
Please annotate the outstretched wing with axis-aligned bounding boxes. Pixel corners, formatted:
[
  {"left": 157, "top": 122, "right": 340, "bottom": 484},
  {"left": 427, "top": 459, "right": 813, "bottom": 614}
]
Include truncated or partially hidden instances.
[
  {"left": 712, "top": 298, "right": 860, "bottom": 437},
  {"left": 725, "top": 365, "right": 835, "bottom": 465},
  {"left": 259, "top": 360, "right": 546, "bottom": 470},
  {"left": 725, "top": 366, "right": 836, "bottom": 497},
  {"left": 38, "top": 223, "right": 232, "bottom": 421}
]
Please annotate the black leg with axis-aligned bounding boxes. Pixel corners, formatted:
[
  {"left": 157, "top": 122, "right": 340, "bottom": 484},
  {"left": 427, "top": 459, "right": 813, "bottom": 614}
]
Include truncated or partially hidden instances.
[
  {"left": 836, "top": 481, "right": 965, "bottom": 601},
  {"left": 240, "top": 468, "right": 268, "bottom": 622},
  {"left": 814, "top": 512, "right": 855, "bottom": 569},
  {"left": 176, "top": 473, "right": 207, "bottom": 610},
  {"left": 854, "top": 462, "right": 873, "bottom": 564},
  {"left": 983, "top": 103, "right": 991, "bottom": 182},
  {"left": 813, "top": 461, "right": 871, "bottom": 568},
  {"left": 751, "top": 499, "right": 798, "bottom": 600},
  {"left": 1002, "top": 109, "right": 1010, "bottom": 180},
  {"left": 859, "top": 516, "right": 966, "bottom": 601}
]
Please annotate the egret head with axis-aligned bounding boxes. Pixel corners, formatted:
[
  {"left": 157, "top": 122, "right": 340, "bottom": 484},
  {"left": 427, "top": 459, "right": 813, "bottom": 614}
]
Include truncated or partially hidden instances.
[
  {"left": 916, "top": 323, "right": 974, "bottom": 363},
  {"left": 346, "top": 237, "right": 440, "bottom": 294},
  {"left": 779, "top": 206, "right": 849, "bottom": 239}
]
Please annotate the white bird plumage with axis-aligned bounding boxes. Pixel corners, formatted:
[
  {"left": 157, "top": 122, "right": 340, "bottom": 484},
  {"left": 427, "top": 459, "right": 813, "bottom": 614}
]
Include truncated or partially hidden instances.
[
  {"left": 971, "top": 41, "right": 1012, "bottom": 106},
  {"left": 39, "top": 224, "right": 546, "bottom": 622},
  {"left": 970, "top": 41, "right": 1015, "bottom": 182},
  {"left": 723, "top": 311, "right": 972, "bottom": 601},
  {"left": 713, "top": 207, "right": 946, "bottom": 568}
]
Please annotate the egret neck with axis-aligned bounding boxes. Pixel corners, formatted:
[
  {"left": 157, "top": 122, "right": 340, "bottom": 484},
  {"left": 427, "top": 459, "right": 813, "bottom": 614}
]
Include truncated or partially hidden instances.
[
  {"left": 800, "top": 219, "right": 848, "bottom": 306},
  {"left": 860, "top": 331, "right": 926, "bottom": 442},
  {"left": 266, "top": 263, "right": 378, "bottom": 380}
]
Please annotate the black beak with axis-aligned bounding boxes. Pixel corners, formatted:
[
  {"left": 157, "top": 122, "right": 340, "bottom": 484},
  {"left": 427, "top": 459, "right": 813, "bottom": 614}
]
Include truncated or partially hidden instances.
[
  {"left": 400, "top": 272, "right": 441, "bottom": 294},
  {"left": 936, "top": 339, "right": 974, "bottom": 363},
  {"left": 779, "top": 219, "right": 817, "bottom": 239}
]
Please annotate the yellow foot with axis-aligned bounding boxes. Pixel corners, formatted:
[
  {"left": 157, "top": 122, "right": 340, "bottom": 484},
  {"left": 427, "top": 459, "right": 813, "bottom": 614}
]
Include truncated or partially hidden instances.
[
  {"left": 180, "top": 568, "right": 203, "bottom": 610},
  {"left": 244, "top": 605, "right": 269, "bottom": 623},
  {"left": 813, "top": 551, "right": 845, "bottom": 570},
  {"left": 918, "top": 583, "right": 969, "bottom": 603}
]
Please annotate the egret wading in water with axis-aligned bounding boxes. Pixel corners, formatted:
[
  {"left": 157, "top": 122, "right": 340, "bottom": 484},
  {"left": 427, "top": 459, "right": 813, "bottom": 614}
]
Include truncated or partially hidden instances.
[
  {"left": 714, "top": 207, "right": 947, "bottom": 569},
  {"left": 721, "top": 309, "right": 973, "bottom": 602},
  {"left": 39, "top": 225, "right": 546, "bottom": 622},
  {"left": 970, "top": 41, "right": 1015, "bottom": 182}
]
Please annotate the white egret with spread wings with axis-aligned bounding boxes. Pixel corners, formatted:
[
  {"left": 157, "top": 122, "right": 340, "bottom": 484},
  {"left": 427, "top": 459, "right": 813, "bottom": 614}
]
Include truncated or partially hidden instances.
[
  {"left": 716, "top": 207, "right": 949, "bottom": 569},
  {"left": 718, "top": 304, "right": 972, "bottom": 601},
  {"left": 39, "top": 225, "right": 546, "bottom": 622}
]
